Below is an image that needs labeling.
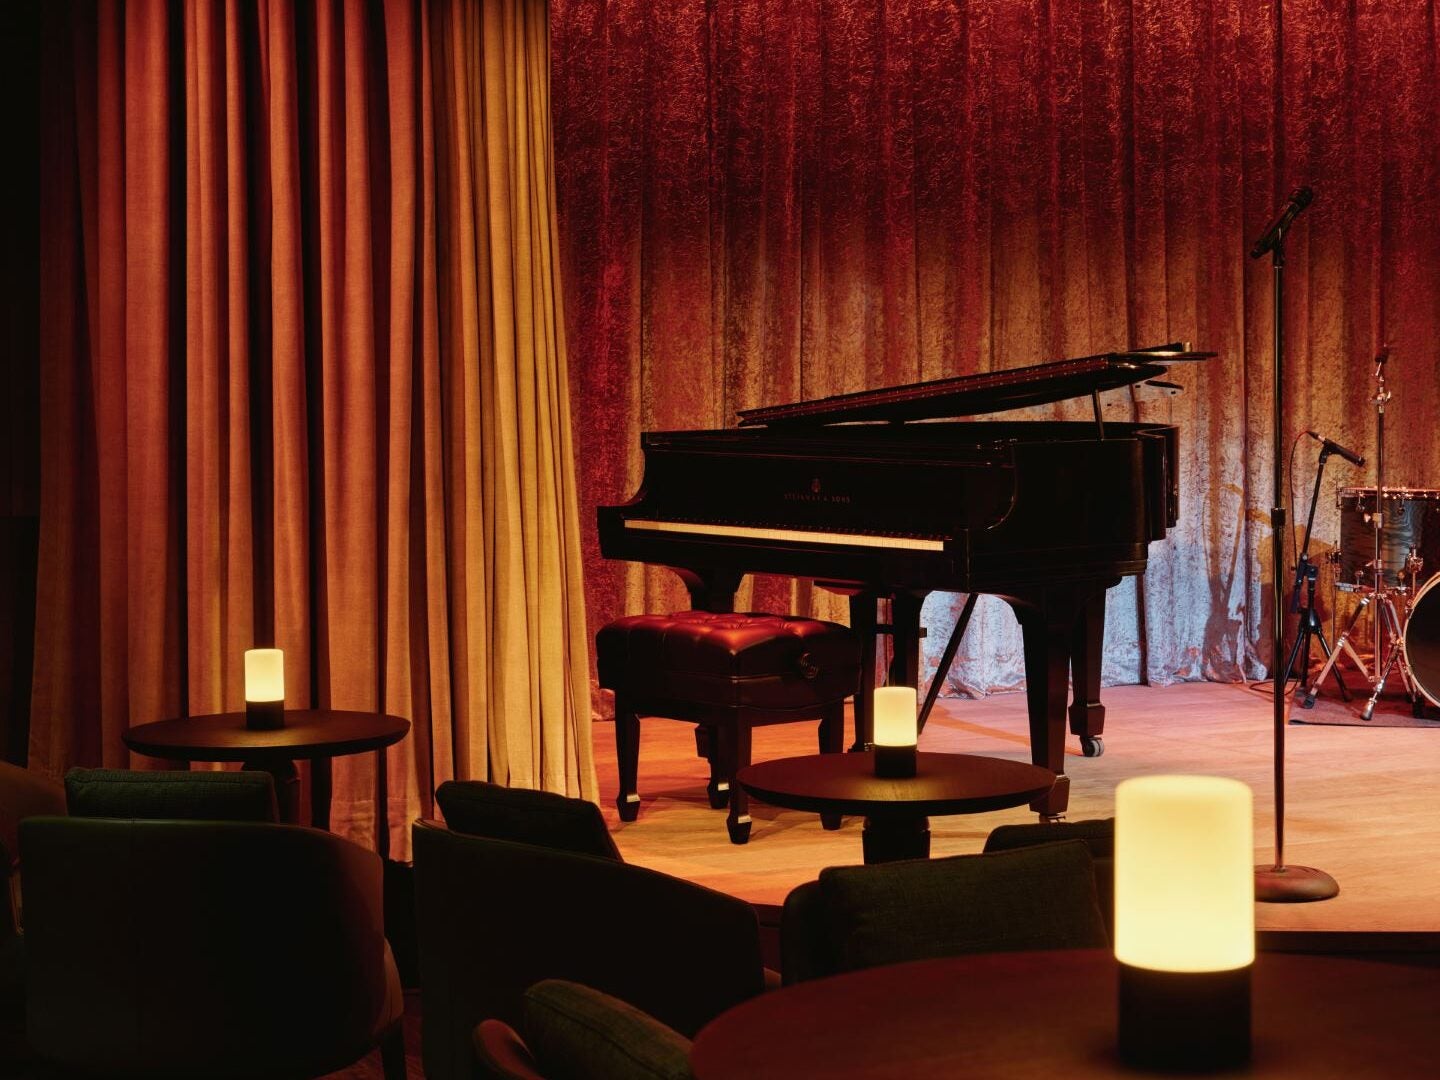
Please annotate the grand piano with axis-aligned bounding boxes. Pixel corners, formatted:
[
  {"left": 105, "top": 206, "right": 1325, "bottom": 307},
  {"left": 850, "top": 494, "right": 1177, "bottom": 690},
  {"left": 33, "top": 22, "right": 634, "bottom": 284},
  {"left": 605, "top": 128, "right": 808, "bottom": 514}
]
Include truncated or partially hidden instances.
[{"left": 597, "top": 345, "right": 1210, "bottom": 818}]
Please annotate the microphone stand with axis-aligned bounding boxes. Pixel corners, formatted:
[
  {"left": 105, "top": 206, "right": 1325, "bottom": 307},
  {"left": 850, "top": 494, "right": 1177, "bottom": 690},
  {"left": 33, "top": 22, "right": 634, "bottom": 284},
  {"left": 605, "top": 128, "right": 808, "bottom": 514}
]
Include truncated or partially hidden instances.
[{"left": 1254, "top": 216, "right": 1339, "bottom": 903}]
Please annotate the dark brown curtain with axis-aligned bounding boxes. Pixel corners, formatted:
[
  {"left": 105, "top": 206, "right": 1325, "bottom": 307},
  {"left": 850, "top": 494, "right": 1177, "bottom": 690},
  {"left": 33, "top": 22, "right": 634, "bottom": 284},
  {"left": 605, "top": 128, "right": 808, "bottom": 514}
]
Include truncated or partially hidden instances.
[
  {"left": 553, "top": 0, "right": 1440, "bottom": 704},
  {"left": 35, "top": 0, "right": 595, "bottom": 856}
]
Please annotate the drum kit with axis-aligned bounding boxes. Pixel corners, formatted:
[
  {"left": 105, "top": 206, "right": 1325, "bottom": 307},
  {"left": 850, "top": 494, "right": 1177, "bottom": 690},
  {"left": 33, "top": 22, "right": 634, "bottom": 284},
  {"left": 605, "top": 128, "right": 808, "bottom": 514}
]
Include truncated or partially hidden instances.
[{"left": 1294, "top": 350, "right": 1440, "bottom": 719}]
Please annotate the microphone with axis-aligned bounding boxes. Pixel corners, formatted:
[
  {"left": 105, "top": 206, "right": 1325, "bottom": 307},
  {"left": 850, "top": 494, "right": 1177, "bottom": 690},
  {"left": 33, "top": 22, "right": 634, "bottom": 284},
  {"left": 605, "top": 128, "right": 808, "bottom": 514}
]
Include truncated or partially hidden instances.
[
  {"left": 1373, "top": 343, "right": 1391, "bottom": 374},
  {"left": 1249, "top": 186, "right": 1314, "bottom": 259},
  {"left": 1307, "top": 430, "right": 1364, "bottom": 467}
]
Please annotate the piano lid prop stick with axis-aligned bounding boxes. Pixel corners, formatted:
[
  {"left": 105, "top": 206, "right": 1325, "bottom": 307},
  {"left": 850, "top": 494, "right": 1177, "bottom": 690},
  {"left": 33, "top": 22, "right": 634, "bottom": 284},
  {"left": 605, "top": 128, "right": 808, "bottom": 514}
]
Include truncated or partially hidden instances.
[{"left": 917, "top": 593, "right": 978, "bottom": 734}]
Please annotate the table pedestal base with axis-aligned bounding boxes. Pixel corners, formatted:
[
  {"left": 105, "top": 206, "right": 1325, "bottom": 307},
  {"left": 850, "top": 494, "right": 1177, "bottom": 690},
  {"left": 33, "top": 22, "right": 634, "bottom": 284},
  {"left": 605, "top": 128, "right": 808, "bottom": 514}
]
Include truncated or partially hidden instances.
[{"left": 861, "top": 815, "right": 930, "bottom": 863}]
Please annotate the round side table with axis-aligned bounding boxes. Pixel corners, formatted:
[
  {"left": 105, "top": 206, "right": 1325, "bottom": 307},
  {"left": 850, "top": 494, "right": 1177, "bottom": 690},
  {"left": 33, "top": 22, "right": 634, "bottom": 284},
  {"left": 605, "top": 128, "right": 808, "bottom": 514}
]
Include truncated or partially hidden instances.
[
  {"left": 123, "top": 710, "right": 410, "bottom": 838},
  {"left": 736, "top": 751, "right": 1055, "bottom": 862},
  {"left": 691, "top": 949, "right": 1440, "bottom": 1079}
]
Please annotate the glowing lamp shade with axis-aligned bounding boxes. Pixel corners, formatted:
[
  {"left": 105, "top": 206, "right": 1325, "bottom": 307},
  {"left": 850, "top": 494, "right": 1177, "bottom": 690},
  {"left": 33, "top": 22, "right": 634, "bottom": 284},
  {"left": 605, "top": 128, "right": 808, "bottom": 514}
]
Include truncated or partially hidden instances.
[
  {"left": 872, "top": 686, "right": 917, "bottom": 778},
  {"left": 1115, "top": 775, "right": 1254, "bottom": 1069},
  {"left": 244, "top": 649, "right": 286, "bottom": 730}
]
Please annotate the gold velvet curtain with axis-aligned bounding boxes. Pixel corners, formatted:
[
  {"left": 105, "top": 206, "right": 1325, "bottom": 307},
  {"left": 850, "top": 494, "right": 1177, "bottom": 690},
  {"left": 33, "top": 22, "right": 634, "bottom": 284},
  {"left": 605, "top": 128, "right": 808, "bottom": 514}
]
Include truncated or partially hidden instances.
[
  {"left": 35, "top": 0, "right": 595, "bottom": 856},
  {"left": 553, "top": 1, "right": 1440, "bottom": 702}
]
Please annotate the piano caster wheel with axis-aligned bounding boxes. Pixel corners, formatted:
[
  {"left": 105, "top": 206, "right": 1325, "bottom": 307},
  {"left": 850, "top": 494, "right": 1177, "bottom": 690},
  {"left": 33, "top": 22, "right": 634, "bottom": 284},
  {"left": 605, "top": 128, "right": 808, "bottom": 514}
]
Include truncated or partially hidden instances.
[
  {"left": 727, "top": 818, "right": 752, "bottom": 845},
  {"left": 1080, "top": 736, "right": 1104, "bottom": 758},
  {"left": 706, "top": 780, "right": 730, "bottom": 810},
  {"left": 616, "top": 794, "right": 640, "bottom": 822},
  {"left": 820, "top": 812, "right": 842, "bottom": 831}
]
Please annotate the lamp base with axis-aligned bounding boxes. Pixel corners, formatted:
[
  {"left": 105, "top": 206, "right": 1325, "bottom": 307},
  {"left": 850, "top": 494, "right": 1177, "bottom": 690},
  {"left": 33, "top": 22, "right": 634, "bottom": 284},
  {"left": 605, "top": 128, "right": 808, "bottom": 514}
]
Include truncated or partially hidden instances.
[
  {"left": 873, "top": 744, "right": 916, "bottom": 778},
  {"left": 1255, "top": 863, "right": 1339, "bottom": 903},
  {"left": 245, "top": 700, "right": 285, "bottom": 731},
  {"left": 1118, "top": 962, "right": 1250, "bottom": 1071}
]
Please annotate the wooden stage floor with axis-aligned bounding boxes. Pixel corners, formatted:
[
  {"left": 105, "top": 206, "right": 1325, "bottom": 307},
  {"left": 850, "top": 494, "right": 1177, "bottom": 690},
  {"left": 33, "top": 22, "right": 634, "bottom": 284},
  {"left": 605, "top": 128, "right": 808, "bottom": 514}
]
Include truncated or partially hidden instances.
[{"left": 593, "top": 681, "right": 1440, "bottom": 936}]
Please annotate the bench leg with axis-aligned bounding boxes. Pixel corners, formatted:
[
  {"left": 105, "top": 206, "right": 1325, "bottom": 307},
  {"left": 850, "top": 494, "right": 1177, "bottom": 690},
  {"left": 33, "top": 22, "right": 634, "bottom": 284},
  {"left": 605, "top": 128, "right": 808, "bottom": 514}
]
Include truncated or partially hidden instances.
[
  {"left": 724, "top": 721, "right": 752, "bottom": 844},
  {"left": 698, "top": 724, "right": 730, "bottom": 809},
  {"left": 615, "top": 693, "right": 641, "bottom": 822},
  {"left": 818, "top": 700, "right": 844, "bottom": 830}
]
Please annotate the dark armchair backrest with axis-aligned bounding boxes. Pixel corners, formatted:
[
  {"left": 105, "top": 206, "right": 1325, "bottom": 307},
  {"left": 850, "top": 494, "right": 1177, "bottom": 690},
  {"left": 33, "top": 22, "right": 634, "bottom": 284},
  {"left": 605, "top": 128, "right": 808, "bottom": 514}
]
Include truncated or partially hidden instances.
[
  {"left": 983, "top": 818, "right": 1115, "bottom": 939},
  {"left": 434, "top": 779, "right": 620, "bottom": 860},
  {"left": 64, "top": 766, "right": 279, "bottom": 823},
  {"left": 21, "top": 817, "right": 392, "bottom": 1079},
  {"left": 781, "top": 840, "right": 1108, "bottom": 984},
  {"left": 413, "top": 821, "right": 764, "bottom": 1080}
]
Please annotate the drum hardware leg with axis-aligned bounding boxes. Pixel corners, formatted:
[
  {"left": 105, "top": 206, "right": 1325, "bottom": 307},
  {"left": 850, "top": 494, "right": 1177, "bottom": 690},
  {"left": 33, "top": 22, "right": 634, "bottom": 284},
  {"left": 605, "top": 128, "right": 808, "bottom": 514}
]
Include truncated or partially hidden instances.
[
  {"left": 1361, "top": 643, "right": 1399, "bottom": 722},
  {"left": 1360, "top": 594, "right": 1410, "bottom": 722},
  {"left": 1287, "top": 558, "right": 1349, "bottom": 704},
  {"left": 1301, "top": 595, "right": 1370, "bottom": 709}
]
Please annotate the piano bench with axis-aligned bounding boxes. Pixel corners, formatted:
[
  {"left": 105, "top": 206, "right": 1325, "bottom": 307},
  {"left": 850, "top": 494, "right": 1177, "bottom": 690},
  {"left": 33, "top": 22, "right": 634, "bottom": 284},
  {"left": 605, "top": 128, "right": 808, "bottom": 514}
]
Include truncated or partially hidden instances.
[{"left": 596, "top": 611, "right": 861, "bottom": 844}]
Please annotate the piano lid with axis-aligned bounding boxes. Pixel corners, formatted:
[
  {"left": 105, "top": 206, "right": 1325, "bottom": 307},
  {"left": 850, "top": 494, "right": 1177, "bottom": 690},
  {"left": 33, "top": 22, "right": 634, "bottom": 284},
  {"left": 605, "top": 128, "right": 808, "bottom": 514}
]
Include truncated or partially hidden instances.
[{"left": 736, "top": 343, "right": 1214, "bottom": 427}]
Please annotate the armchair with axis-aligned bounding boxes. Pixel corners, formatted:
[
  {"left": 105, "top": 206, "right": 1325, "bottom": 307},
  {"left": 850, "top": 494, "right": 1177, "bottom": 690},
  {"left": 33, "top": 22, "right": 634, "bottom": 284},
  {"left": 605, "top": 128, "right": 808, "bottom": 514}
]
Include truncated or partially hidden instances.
[{"left": 20, "top": 816, "right": 405, "bottom": 1078}]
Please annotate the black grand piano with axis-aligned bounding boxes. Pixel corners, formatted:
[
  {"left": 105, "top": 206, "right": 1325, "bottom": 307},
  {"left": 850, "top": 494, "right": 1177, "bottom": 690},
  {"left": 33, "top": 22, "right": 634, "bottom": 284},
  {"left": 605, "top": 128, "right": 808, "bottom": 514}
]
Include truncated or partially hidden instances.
[{"left": 597, "top": 345, "right": 1210, "bottom": 818}]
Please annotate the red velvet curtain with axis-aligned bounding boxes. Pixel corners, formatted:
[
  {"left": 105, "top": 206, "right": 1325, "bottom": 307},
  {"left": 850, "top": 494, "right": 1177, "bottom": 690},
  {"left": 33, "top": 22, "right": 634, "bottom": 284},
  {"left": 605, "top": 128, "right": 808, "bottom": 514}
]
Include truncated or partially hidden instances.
[
  {"left": 553, "top": 0, "right": 1440, "bottom": 702},
  {"left": 35, "top": 0, "right": 596, "bottom": 852}
]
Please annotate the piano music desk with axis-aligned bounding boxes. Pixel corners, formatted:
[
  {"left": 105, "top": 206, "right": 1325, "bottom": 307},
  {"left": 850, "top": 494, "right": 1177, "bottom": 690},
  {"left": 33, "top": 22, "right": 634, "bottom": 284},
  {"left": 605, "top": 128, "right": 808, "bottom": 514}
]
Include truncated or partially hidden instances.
[{"left": 735, "top": 751, "right": 1055, "bottom": 864}]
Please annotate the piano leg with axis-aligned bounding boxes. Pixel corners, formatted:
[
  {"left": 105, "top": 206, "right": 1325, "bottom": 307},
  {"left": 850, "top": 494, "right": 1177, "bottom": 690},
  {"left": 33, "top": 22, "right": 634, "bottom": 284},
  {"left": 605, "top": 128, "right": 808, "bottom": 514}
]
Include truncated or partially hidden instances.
[
  {"left": 889, "top": 591, "right": 927, "bottom": 694},
  {"left": 848, "top": 593, "right": 879, "bottom": 751},
  {"left": 671, "top": 566, "right": 743, "bottom": 613},
  {"left": 1068, "top": 591, "right": 1109, "bottom": 758},
  {"left": 1006, "top": 589, "right": 1081, "bottom": 821},
  {"left": 818, "top": 700, "right": 844, "bottom": 830}
]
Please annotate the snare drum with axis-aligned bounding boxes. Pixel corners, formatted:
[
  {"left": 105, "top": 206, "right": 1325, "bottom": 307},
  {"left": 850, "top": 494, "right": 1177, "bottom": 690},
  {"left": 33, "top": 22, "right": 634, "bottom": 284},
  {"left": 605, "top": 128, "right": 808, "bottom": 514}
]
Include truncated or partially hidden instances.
[
  {"left": 1335, "top": 487, "right": 1440, "bottom": 591},
  {"left": 1403, "top": 573, "right": 1440, "bottom": 707}
]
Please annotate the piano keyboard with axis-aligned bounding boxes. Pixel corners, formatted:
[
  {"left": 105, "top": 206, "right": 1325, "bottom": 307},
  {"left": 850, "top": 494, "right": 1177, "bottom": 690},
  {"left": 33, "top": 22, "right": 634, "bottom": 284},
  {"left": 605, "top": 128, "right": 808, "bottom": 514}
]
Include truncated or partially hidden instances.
[{"left": 623, "top": 518, "right": 946, "bottom": 552}]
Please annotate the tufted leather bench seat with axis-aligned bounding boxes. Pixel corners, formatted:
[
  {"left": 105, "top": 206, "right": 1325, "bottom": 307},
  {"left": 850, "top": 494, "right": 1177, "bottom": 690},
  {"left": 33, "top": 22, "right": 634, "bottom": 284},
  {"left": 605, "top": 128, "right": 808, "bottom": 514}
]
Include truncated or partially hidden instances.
[{"left": 597, "top": 611, "right": 861, "bottom": 843}]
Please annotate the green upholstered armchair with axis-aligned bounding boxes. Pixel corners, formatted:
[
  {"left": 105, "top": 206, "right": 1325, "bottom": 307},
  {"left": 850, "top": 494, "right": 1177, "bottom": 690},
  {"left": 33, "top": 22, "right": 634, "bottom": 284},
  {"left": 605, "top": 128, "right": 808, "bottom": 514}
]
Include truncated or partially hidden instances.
[
  {"left": 20, "top": 816, "right": 405, "bottom": 1078},
  {"left": 414, "top": 821, "right": 765, "bottom": 1080},
  {"left": 780, "top": 839, "right": 1109, "bottom": 984}
]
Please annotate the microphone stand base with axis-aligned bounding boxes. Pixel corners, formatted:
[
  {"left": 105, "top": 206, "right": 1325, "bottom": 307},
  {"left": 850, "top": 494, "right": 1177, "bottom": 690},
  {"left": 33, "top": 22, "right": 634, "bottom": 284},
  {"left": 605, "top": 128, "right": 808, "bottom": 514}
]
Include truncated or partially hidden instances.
[{"left": 1255, "top": 864, "right": 1339, "bottom": 903}]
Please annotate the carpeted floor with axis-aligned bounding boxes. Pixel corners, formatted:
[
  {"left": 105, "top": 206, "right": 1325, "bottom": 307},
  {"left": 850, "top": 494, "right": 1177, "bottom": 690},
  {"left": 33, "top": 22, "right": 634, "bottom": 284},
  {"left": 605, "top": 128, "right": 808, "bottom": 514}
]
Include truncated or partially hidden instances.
[{"left": 1288, "top": 683, "right": 1440, "bottom": 728}]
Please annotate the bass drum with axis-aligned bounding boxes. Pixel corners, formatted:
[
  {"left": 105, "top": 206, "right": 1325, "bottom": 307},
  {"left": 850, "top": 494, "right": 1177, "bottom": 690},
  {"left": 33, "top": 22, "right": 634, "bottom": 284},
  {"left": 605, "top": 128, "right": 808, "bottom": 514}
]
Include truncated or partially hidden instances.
[{"left": 1403, "top": 574, "right": 1440, "bottom": 707}]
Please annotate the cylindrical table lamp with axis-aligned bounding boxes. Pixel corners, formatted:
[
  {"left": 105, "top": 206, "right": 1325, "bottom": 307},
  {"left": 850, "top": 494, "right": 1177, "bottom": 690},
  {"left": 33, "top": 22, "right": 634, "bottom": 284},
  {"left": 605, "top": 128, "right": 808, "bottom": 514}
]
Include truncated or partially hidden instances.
[
  {"left": 873, "top": 686, "right": 918, "bottom": 778},
  {"left": 244, "top": 649, "right": 285, "bottom": 731},
  {"left": 1115, "top": 774, "right": 1254, "bottom": 1070}
]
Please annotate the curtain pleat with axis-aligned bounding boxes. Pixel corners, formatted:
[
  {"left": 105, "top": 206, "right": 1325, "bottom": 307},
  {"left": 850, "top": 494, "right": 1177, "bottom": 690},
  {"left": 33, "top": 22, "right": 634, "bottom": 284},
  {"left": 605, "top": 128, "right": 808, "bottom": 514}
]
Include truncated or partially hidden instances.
[
  {"left": 554, "top": 0, "right": 1440, "bottom": 704},
  {"left": 34, "top": 0, "right": 596, "bottom": 856}
]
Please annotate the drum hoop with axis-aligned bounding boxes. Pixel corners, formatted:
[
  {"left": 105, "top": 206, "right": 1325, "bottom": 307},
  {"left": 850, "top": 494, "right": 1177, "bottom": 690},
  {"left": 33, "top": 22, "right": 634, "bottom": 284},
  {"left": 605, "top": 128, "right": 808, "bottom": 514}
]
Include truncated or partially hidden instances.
[
  {"left": 1337, "top": 486, "right": 1440, "bottom": 500},
  {"left": 1402, "top": 573, "right": 1440, "bottom": 708}
]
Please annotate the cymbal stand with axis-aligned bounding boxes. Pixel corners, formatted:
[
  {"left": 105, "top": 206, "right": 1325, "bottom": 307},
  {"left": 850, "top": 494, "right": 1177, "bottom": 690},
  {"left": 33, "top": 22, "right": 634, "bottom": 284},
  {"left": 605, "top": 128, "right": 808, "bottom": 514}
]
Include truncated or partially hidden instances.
[
  {"left": 1359, "top": 356, "right": 1423, "bottom": 720},
  {"left": 1302, "top": 353, "right": 1418, "bottom": 719},
  {"left": 1285, "top": 444, "right": 1348, "bottom": 701}
]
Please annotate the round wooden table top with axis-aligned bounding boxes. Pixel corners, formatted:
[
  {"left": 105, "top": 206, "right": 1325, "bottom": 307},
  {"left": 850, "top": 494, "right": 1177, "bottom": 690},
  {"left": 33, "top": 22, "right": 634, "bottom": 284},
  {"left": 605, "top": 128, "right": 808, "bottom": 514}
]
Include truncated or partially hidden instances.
[
  {"left": 736, "top": 751, "right": 1055, "bottom": 818},
  {"left": 690, "top": 949, "right": 1440, "bottom": 1079},
  {"left": 123, "top": 710, "right": 410, "bottom": 763}
]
